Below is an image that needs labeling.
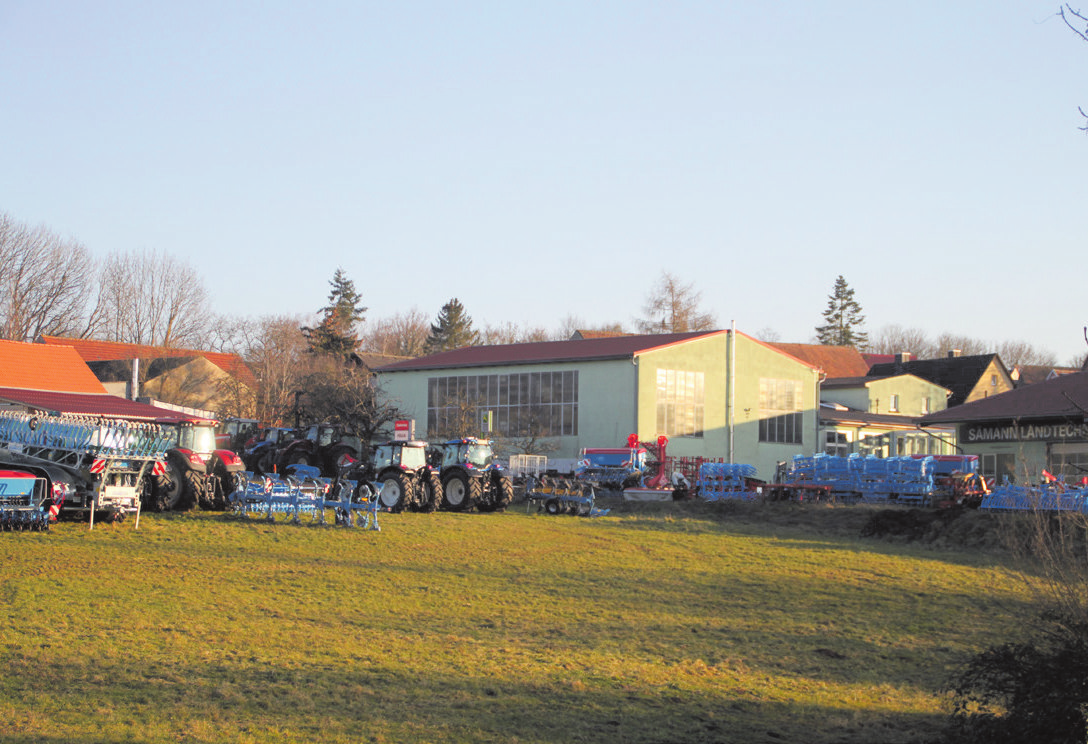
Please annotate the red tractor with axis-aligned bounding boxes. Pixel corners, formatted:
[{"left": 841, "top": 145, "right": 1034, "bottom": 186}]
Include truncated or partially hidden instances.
[{"left": 151, "top": 417, "right": 247, "bottom": 511}]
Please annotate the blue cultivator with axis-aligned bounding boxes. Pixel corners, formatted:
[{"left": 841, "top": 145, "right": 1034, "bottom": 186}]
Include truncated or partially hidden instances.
[
  {"left": 524, "top": 476, "right": 610, "bottom": 517},
  {"left": 980, "top": 480, "right": 1088, "bottom": 513},
  {"left": 228, "top": 470, "right": 381, "bottom": 530},
  {"left": 696, "top": 462, "right": 758, "bottom": 501}
]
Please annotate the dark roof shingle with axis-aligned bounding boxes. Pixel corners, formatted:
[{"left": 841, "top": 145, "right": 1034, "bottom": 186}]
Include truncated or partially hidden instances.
[{"left": 920, "top": 371, "right": 1088, "bottom": 425}]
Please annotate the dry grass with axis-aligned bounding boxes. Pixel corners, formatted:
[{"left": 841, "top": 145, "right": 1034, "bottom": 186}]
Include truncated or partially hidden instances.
[{"left": 0, "top": 500, "right": 1031, "bottom": 743}]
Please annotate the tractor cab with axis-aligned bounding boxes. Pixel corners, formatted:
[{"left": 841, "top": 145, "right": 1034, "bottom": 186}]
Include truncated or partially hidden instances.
[{"left": 439, "top": 438, "right": 497, "bottom": 470}]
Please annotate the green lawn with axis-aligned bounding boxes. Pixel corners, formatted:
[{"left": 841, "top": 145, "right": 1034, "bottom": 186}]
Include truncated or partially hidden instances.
[{"left": 0, "top": 502, "right": 1030, "bottom": 743}]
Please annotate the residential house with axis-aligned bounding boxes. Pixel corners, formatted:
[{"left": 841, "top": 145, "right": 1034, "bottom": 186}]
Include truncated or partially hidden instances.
[
  {"left": 36, "top": 336, "right": 257, "bottom": 419},
  {"left": 867, "top": 351, "right": 1014, "bottom": 406}
]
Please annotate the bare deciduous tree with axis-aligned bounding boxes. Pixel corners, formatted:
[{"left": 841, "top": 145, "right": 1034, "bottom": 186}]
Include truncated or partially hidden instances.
[
  {"left": 360, "top": 308, "right": 431, "bottom": 357},
  {"left": 242, "top": 315, "right": 312, "bottom": 426},
  {"left": 997, "top": 340, "right": 1057, "bottom": 367},
  {"left": 637, "top": 271, "right": 716, "bottom": 334},
  {"left": 300, "top": 356, "right": 401, "bottom": 443},
  {"left": 481, "top": 321, "right": 551, "bottom": 345},
  {"left": 868, "top": 324, "right": 935, "bottom": 358},
  {"left": 0, "top": 213, "right": 97, "bottom": 341},
  {"left": 93, "top": 249, "right": 210, "bottom": 348}
]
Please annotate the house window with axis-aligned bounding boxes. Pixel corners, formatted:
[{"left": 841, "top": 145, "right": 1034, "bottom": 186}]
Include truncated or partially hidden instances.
[
  {"left": 991, "top": 374, "right": 998, "bottom": 387},
  {"left": 921, "top": 397, "right": 930, "bottom": 415},
  {"left": 825, "top": 431, "right": 849, "bottom": 456},
  {"left": 758, "top": 378, "right": 803, "bottom": 444},
  {"left": 427, "top": 371, "right": 578, "bottom": 438},
  {"left": 655, "top": 369, "right": 704, "bottom": 437},
  {"left": 889, "top": 394, "right": 900, "bottom": 413}
]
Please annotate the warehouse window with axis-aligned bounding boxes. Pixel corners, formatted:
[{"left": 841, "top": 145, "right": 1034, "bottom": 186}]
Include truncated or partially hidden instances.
[
  {"left": 758, "top": 378, "right": 802, "bottom": 444},
  {"left": 655, "top": 369, "right": 704, "bottom": 438},
  {"left": 427, "top": 371, "right": 578, "bottom": 438}
]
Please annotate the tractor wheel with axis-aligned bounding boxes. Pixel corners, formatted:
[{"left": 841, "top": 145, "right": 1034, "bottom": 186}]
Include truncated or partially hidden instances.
[
  {"left": 256, "top": 450, "right": 276, "bottom": 474},
  {"left": 544, "top": 498, "right": 562, "bottom": 515},
  {"left": 441, "top": 471, "right": 481, "bottom": 511},
  {"left": 182, "top": 469, "right": 204, "bottom": 510},
  {"left": 152, "top": 461, "right": 186, "bottom": 512},
  {"left": 416, "top": 470, "right": 442, "bottom": 512},
  {"left": 477, "top": 473, "right": 514, "bottom": 512},
  {"left": 378, "top": 471, "right": 413, "bottom": 513}
]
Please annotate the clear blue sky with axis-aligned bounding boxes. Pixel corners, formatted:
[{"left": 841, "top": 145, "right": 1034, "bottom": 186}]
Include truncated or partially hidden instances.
[{"left": 2, "top": 1, "right": 1085, "bottom": 361}]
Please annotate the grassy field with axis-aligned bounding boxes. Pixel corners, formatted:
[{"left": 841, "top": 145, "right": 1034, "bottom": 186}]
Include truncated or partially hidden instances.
[{"left": 0, "top": 500, "right": 1031, "bottom": 743}]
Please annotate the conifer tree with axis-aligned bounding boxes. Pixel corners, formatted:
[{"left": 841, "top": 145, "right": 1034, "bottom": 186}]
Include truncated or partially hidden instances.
[
  {"left": 304, "top": 268, "right": 366, "bottom": 357},
  {"left": 424, "top": 298, "right": 479, "bottom": 354},
  {"left": 815, "top": 275, "right": 868, "bottom": 348}
]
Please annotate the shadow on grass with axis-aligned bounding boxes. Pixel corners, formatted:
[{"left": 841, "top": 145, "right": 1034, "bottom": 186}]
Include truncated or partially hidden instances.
[{"left": 1, "top": 653, "right": 950, "bottom": 744}]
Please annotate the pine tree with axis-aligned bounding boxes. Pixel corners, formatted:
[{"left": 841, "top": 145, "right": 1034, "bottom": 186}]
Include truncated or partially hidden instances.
[
  {"left": 424, "top": 298, "right": 479, "bottom": 354},
  {"left": 815, "top": 275, "right": 868, "bottom": 348},
  {"left": 304, "top": 268, "right": 367, "bottom": 357}
]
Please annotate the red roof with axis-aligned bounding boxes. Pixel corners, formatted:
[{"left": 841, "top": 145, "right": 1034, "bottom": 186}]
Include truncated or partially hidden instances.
[
  {"left": 0, "top": 387, "right": 197, "bottom": 422},
  {"left": 38, "top": 336, "right": 257, "bottom": 388},
  {"left": 768, "top": 343, "right": 870, "bottom": 378},
  {"left": 0, "top": 339, "right": 107, "bottom": 394},
  {"left": 376, "top": 331, "right": 733, "bottom": 372}
]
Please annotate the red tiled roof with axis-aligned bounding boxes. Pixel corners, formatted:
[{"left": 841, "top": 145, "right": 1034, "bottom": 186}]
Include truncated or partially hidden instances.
[
  {"left": 0, "top": 340, "right": 107, "bottom": 394},
  {"left": 0, "top": 387, "right": 196, "bottom": 422},
  {"left": 38, "top": 336, "right": 257, "bottom": 388},
  {"left": 768, "top": 343, "right": 870, "bottom": 378},
  {"left": 920, "top": 371, "right": 1088, "bottom": 425},
  {"left": 376, "top": 331, "right": 732, "bottom": 372}
]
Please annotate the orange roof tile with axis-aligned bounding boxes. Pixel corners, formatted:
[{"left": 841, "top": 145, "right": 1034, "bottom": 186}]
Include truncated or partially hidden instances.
[
  {"left": 0, "top": 339, "right": 108, "bottom": 394},
  {"left": 38, "top": 336, "right": 257, "bottom": 389}
]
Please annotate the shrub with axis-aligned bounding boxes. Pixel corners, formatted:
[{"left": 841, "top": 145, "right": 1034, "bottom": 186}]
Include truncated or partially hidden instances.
[{"left": 944, "top": 614, "right": 1088, "bottom": 744}]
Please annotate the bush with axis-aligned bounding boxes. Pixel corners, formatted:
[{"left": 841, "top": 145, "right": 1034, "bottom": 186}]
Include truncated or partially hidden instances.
[{"left": 944, "top": 614, "right": 1088, "bottom": 744}]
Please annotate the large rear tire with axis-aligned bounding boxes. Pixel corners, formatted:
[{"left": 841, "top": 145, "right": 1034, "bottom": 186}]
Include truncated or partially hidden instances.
[
  {"left": 378, "top": 471, "right": 413, "bottom": 512},
  {"left": 441, "top": 471, "right": 480, "bottom": 511},
  {"left": 415, "top": 470, "right": 442, "bottom": 512},
  {"left": 152, "top": 460, "right": 187, "bottom": 512},
  {"left": 478, "top": 473, "right": 514, "bottom": 512}
]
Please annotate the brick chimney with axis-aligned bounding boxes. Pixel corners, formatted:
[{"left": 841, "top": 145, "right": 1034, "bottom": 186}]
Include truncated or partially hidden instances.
[{"left": 947, "top": 349, "right": 962, "bottom": 358}]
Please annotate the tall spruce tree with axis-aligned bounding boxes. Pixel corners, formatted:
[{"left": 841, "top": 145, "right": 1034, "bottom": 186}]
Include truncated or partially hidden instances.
[
  {"left": 815, "top": 275, "right": 868, "bottom": 348},
  {"left": 304, "top": 268, "right": 367, "bottom": 357},
  {"left": 424, "top": 298, "right": 479, "bottom": 354}
]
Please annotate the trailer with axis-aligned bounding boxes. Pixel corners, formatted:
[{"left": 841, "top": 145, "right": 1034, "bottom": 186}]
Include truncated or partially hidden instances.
[{"left": 0, "top": 410, "right": 170, "bottom": 528}]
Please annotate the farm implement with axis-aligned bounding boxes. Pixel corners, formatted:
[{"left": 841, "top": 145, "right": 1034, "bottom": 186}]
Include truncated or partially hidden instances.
[
  {"left": 782, "top": 453, "right": 987, "bottom": 506},
  {"left": 228, "top": 468, "right": 380, "bottom": 529},
  {"left": 0, "top": 410, "right": 171, "bottom": 528},
  {"left": 696, "top": 462, "right": 760, "bottom": 501},
  {"left": 980, "top": 470, "right": 1088, "bottom": 513},
  {"left": 524, "top": 476, "right": 609, "bottom": 517}
]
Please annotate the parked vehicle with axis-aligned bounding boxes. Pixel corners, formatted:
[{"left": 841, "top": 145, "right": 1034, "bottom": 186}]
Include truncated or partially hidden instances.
[
  {"left": 274, "top": 423, "right": 362, "bottom": 478},
  {"left": 242, "top": 426, "right": 299, "bottom": 473},
  {"left": 0, "top": 410, "right": 169, "bottom": 526},
  {"left": 346, "top": 440, "right": 441, "bottom": 513},
  {"left": 433, "top": 437, "right": 513, "bottom": 512},
  {"left": 215, "top": 417, "right": 261, "bottom": 452},
  {"left": 153, "top": 418, "right": 247, "bottom": 511}
]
